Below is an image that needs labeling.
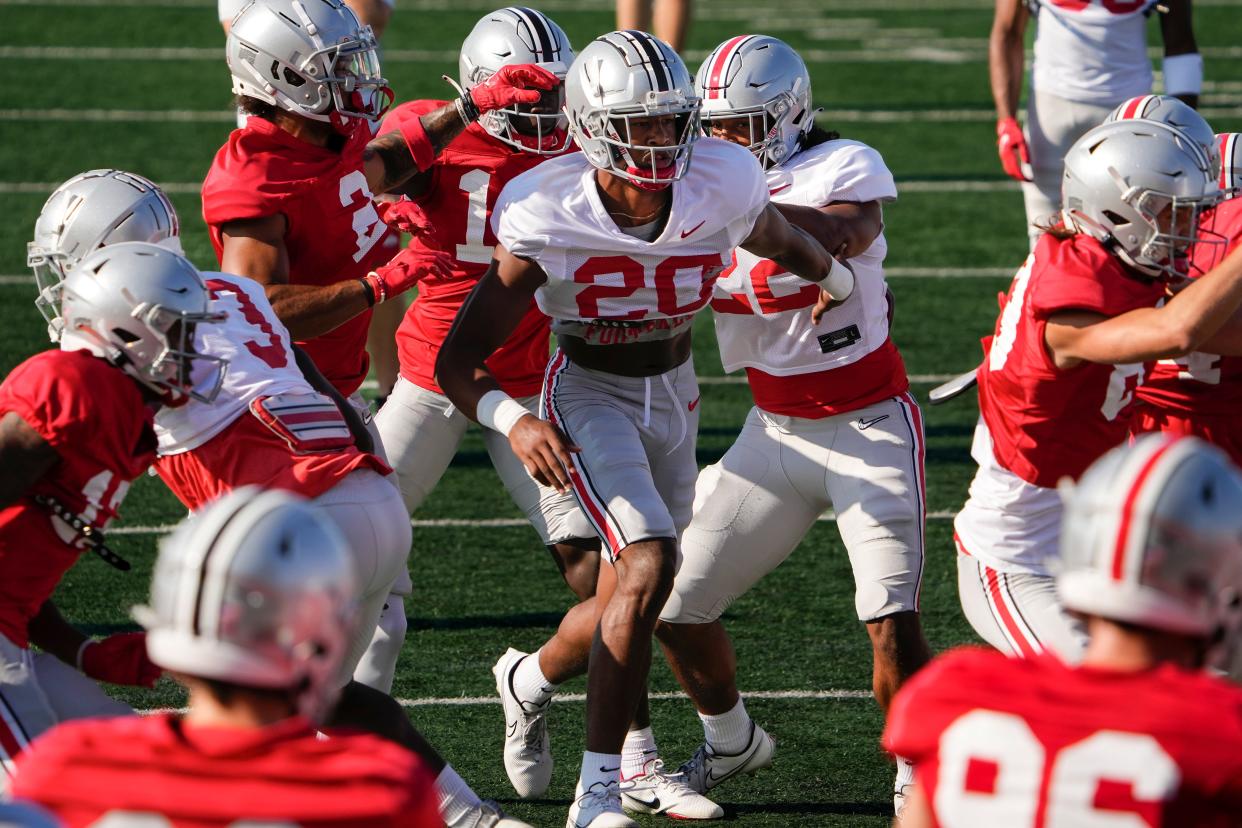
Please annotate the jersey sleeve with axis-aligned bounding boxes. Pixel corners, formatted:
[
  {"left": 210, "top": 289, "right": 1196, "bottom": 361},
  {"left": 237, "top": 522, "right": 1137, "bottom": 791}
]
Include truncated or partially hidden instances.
[
  {"left": 812, "top": 142, "right": 898, "bottom": 205},
  {"left": 1027, "top": 234, "right": 1161, "bottom": 319},
  {"left": 0, "top": 354, "right": 100, "bottom": 456},
  {"left": 492, "top": 175, "right": 551, "bottom": 260},
  {"left": 201, "top": 135, "right": 292, "bottom": 226}
]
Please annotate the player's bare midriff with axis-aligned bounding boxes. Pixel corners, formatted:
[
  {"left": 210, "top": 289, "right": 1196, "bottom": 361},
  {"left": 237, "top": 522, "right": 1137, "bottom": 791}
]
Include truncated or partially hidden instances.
[{"left": 558, "top": 328, "right": 693, "bottom": 377}]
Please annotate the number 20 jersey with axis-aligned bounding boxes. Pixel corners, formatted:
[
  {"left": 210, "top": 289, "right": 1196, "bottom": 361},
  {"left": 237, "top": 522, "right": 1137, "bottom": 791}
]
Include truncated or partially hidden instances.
[
  {"left": 709, "top": 139, "right": 906, "bottom": 417},
  {"left": 884, "top": 647, "right": 1242, "bottom": 827},
  {"left": 492, "top": 137, "right": 768, "bottom": 330}
]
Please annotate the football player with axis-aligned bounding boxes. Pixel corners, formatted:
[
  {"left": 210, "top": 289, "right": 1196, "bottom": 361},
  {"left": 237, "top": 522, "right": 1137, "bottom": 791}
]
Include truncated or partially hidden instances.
[
  {"left": 955, "top": 119, "right": 1242, "bottom": 662},
  {"left": 990, "top": 0, "right": 1199, "bottom": 247},
  {"left": 202, "top": 0, "right": 555, "bottom": 445},
  {"left": 0, "top": 242, "right": 223, "bottom": 775},
  {"left": 27, "top": 170, "right": 524, "bottom": 828},
  {"left": 887, "top": 434, "right": 1242, "bottom": 827},
  {"left": 1133, "top": 133, "right": 1242, "bottom": 464},
  {"left": 647, "top": 35, "right": 931, "bottom": 814},
  {"left": 12, "top": 488, "right": 443, "bottom": 827},
  {"left": 436, "top": 31, "right": 849, "bottom": 827},
  {"left": 373, "top": 8, "right": 600, "bottom": 621}
]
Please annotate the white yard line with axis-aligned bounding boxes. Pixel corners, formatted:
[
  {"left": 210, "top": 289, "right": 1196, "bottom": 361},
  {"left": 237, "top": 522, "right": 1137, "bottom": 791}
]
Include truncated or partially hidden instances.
[
  {"left": 139, "top": 687, "right": 873, "bottom": 714},
  {"left": 111, "top": 510, "right": 960, "bottom": 536}
]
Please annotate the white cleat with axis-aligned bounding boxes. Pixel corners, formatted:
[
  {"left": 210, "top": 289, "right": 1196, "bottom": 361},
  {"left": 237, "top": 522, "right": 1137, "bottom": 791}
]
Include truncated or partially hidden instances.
[
  {"left": 455, "top": 800, "right": 534, "bottom": 828},
  {"left": 620, "top": 759, "right": 724, "bottom": 820},
  {"left": 565, "top": 781, "right": 638, "bottom": 828},
  {"left": 894, "top": 784, "right": 911, "bottom": 820},
  {"left": 493, "top": 647, "right": 553, "bottom": 799},
  {"left": 678, "top": 722, "right": 776, "bottom": 794}
]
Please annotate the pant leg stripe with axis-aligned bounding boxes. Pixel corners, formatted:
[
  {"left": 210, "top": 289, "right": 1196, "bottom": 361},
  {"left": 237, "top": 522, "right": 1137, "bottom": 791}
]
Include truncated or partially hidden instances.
[
  {"left": 0, "top": 689, "right": 31, "bottom": 777},
  {"left": 987, "top": 567, "right": 1043, "bottom": 658},
  {"left": 896, "top": 392, "right": 927, "bottom": 611},
  {"left": 542, "top": 353, "right": 628, "bottom": 556}
]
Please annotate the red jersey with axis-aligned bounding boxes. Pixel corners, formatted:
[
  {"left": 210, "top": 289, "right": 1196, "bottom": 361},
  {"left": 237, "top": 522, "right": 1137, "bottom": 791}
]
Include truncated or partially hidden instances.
[
  {"left": 0, "top": 350, "right": 155, "bottom": 647},
  {"left": 382, "top": 100, "right": 555, "bottom": 398},
  {"left": 12, "top": 714, "right": 442, "bottom": 827},
  {"left": 1136, "top": 197, "right": 1242, "bottom": 417},
  {"left": 884, "top": 647, "right": 1242, "bottom": 827},
  {"left": 202, "top": 119, "right": 392, "bottom": 397},
  {"left": 977, "top": 233, "right": 1166, "bottom": 487}
]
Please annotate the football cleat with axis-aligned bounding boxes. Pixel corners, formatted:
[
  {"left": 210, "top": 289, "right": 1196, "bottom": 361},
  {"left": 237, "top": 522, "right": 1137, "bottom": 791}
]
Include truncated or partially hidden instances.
[
  {"left": 458, "top": 800, "right": 534, "bottom": 828},
  {"left": 678, "top": 721, "right": 776, "bottom": 794},
  {"left": 494, "top": 647, "right": 554, "bottom": 798},
  {"left": 894, "top": 785, "right": 911, "bottom": 819},
  {"left": 620, "top": 758, "right": 724, "bottom": 820},
  {"left": 566, "top": 781, "right": 637, "bottom": 828}
]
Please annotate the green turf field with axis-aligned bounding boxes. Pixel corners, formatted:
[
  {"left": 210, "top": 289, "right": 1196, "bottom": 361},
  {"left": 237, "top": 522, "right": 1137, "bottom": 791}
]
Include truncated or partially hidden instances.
[{"left": 4, "top": 0, "right": 1242, "bottom": 824}]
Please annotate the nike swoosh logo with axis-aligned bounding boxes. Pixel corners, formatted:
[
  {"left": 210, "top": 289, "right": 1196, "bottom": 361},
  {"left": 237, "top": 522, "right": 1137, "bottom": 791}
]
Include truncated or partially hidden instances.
[
  {"left": 507, "top": 721, "right": 517, "bottom": 737},
  {"left": 688, "top": 396, "right": 700, "bottom": 411},
  {"left": 768, "top": 184, "right": 791, "bottom": 196},
  {"left": 857, "top": 415, "right": 890, "bottom": 430},
  {"left": 627, "top": 794, "right": 661, "bottom": 810},
  {"left": 680, "top": 220, "right": 706, "bottom": 239}
]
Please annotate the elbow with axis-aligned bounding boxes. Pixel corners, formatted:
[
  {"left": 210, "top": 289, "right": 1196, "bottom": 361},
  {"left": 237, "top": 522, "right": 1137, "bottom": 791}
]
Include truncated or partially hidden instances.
[{"left": 1164, "top": 321, "right": 1200, "bottom": 357}]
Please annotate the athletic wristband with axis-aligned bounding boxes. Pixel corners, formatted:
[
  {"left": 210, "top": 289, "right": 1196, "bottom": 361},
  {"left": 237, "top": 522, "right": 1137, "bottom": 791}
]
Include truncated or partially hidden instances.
[
  {"left": 1162, "top": 52, "right": 1203, "bottom": 97},
  {"left": 475, "top": 390, "right": 530, "bottom": 436},
  {"left": 455, "top": 93, "right": 481, "bottom": 124},
  {"left": 388, "top": 108, "right": 435, "bottom": 172},
  {"left": 357, "top": 276, "right": 378, "bottom": 307},
  {"left": 75, "top": 639, "right": 94, "bottom": 672},
  {"left": 822, "top": 256, "right": 855, "bottom": 303}
]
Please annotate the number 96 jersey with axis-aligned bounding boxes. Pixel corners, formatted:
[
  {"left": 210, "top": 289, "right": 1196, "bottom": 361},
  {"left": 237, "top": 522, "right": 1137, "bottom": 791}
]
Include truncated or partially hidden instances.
[
  {"left": 884, "top": 647, "right": 1242, "bottom": 827},
  {"left": 492, "top": 137, "right": 768, "bottom": 335}
]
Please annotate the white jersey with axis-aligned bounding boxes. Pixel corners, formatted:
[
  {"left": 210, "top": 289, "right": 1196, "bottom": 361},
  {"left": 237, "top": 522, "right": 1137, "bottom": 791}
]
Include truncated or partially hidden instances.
[
  {"left": 1031, "top": 0, "right": 1157, "bottom": 104},
  {"left": 156, "top": 273, "right": 310, "bottom": 455},
  {"left": 712, "top": 139, "right": 897, "bottom": 377},
  {"left": 492, "top": 138, "right": 768, "bottom": 342}
]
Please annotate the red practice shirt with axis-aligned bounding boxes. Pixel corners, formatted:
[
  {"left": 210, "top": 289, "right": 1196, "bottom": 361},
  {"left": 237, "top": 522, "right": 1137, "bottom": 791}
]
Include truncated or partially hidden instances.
[
  {"left": 383, "top": 100, "right": 557, "bottom": 398},
  {"left": 12, "top": 714, "right": 443, "bottom": 827},
  {"left": 884, "top": 647, "right": 1242, "bottom": 827},
  {"left": 202, "top": 119, "right": 392, "bottom": 397},
  {"left": 977, "top": 233, "right": 1166, "bottom": 487},
  {"left": 0, "top": 350, "right": 155, "bottom": 646}
]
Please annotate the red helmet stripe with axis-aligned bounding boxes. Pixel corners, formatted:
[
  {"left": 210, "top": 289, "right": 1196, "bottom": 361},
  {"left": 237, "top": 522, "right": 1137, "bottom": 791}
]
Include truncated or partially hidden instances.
[
  {"left": 706, "top": 35, "right": 749, "bottom": 100},
  {"left": 1120, "top": 94, "right": 1152, "bottom": 120},
  {"left": 1111, "top": 437, "right": 1179, "bottom": 581},
  {"left": 1220, "top": 132, "right": 1240, "bottom": 190}
]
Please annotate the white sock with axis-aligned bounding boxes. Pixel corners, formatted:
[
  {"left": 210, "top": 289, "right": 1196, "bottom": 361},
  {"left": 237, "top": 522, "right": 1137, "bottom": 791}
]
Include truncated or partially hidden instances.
[
  {"left": 620, "top": 726, "right": 659, "bottom": 780},
  {"left": 512, "top": 647, "right": 558, "bottom": 707},
  {"left": 699, "top": 698, "right": 752, "bottom": 755},
  {"left": 435, "top": 764, "right": 482, "bottom": 827},
  {"left": 895, "top": 754, "right": 915, "bottom": 791},
  {"left": 579, "top": 750, "right": 622, "bottom": 793}
]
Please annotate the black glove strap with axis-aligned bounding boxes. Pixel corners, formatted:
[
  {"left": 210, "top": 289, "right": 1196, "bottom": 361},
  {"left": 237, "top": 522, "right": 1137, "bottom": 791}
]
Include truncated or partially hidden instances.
[{"left": 34, "top": 495, "right": 131, "bottom": 571}]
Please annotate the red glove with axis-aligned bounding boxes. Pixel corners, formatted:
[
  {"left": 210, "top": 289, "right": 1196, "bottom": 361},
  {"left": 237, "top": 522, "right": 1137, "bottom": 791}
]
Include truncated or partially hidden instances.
[
  {"left": 375, "top": 199, "right": 437, "bottom": 240},
  {"left": 78, "top": 632, "right": 161, "bottom": 688},
  {"left": 362, "top": 243, "right": 456, "bottom": 303},
  {"left": 996, "top": 117, "right": 1032, "bottom": 182},
  {"left": 469, "top": 64, "right": 558, "bottom": 114}
]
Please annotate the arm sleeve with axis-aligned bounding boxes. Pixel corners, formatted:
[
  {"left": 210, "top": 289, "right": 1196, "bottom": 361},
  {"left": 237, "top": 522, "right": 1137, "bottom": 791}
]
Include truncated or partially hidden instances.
[{"left": 815, "top": 143, "right": 898, "bottom": 205}]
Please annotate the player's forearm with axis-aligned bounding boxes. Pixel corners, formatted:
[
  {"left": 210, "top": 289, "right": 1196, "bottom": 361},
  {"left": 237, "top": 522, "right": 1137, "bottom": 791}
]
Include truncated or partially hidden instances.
[
  {"left": 776, "top": 202, "right": 881, "bottom": 259},
  {"left": 26, "top": 600, "right": 88, "bottom": 667},
  {"left": 1161, "top": 245, "right": 1242, "bottom": 355},
  {"left": 768, "top": 224, "right": 831, "bottom": 284},
  {"left": 366, "top": 106, "right": 468, "bottom": 195},
  {"left": 264, "top": 281, "right": 372, "bottom": 341},
  {"left": 988, "top": 30, "right": 1025, "bottom": 120}
]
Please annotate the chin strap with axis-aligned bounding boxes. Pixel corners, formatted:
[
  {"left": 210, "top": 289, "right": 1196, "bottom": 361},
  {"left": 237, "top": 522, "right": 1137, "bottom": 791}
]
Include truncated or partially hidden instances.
[{"left": 34, "top": 495, "right": 131, "bottom": 571}]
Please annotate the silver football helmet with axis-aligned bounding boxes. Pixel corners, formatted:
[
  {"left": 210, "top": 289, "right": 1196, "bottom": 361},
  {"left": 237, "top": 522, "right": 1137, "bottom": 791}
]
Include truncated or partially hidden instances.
[
  {"left": 59, "top": 242, "right": 226, "bottom": 405},
  {"left": 1059, "top": 435, "right": 1242, "bottom": 675},
  {"left": 1061, "top": 119, "right": 1219, "bottom": 280},
  {"left": 28, "top": 169, "right": 182, "bottom": 342},
  {"left": 564, "top": 31, "right": 701, "bottom": 189},
  {"left": 136, "top": 487, "right": 358, "bottom": 723},
  {"left": 1105, "top": 94, "right": 1220, "bottom": 181},
  {"left": 227, "top": 0, "right": 390, "bottom": 129},
  {"left": 459, "top": 7, "right": 574, "bottom": 154},
  {"left": 1217, "top": 132, "right": 1242, "bottom": 193},
  {"left": 695, "top": 35, "right": 813, "bottom": 169}
]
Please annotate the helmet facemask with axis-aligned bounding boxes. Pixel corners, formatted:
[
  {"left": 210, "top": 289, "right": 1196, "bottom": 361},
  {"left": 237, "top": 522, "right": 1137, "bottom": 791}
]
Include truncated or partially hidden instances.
[
  {"left": 321, "top": 32, "right": 392, "bottom": 124},
  {"left": 115, "top": 300, "right": 228, "bottom": 406},
  {"left": 576, "top": 92, "right": 701, "bottom": 191},
  {"left": 27, "top": 244, "right": 70, "bottom": 338},
  {"left": 1095, "top": 174, "right": 1221, "bottom": 280},
  {"left": 702, "top": 91, "right": 806, "bottom": 169}
]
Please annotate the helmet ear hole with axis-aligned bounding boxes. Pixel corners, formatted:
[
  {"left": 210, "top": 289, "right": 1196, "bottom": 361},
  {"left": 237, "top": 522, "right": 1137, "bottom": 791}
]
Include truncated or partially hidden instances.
[
  {"left": 1102, "top": 209, "right": 1128, "bottom": 225},
  {"left": 284, "top": 68, "right": 306, "bottom": 88},
  {"left": 111, "top": 327, "right": 141, "bottom": 344}
]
